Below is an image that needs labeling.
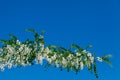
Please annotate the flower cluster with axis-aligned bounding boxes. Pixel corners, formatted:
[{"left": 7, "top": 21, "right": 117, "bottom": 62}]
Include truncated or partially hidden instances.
[{"left": 0, "top": 29, "right": 111, "bottom": 78}]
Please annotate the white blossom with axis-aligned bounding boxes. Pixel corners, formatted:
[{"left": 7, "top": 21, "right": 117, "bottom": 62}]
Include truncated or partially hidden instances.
[
  {"left": 7, "top": 62, "right": 12, "bottom": 69},
  {"left": 0, "top": 48, "right": 3, "bottom": 52},
  {"left": 39, "top": 43, "right": 44, "bottom": 51},
  {"left": 62, "top": 57, "right": 67, "bottom": 67},
  {"left": 75, "top": 58, "right": 79, "bottom": 69},
  {"left": 47, "top": 58, "right": 52, "bottom": 63},
  {"left": 0, "top": 64, "right": 5, "bottom": 71},
  {"left": 56, "top": 63, "right": 59, "bottom": 67},
  {"left": 76, "top": 52, "right": 81, "bottom": 56},
  {"left": 82, "top": 50, "right": 87, "bottom": 53},
  {"left": 39, "top": 35, "right": 44, "bottom": 39},
  {"left": 36, "top": 55, "right": 44, "bottom": 65},
  {"left": 80, "top": 62, "right": 84, "bottom": 70},
  {"left": 16, "top": 56, "right": 21, "bottom": 63},
  {"left": 45, "top": 47, "right": 51, "bottom": 54},
  {"left": 97, "top": 57, "right": 103, "bottom": 62},
  {"left": 87, "top": 53, "right": 92, "bottom": 57},
  {"left": 24, "top": 47, "right": 31, "bottom": 53},
  {"left": 67, "top": 54, "right": 73, "bottom": 60},
  {"left": 55, "top": 60, "right": 59, "bottom": 67},
  {"left": 71, "top": 61, "right": 75, "bottom": 66},
  {"left": 7, "top": 45, "right": 14, "bottom": 53},
  {"left": 51, "top": 54, "right": 56, "bottom": 60},
  {"left": 21, "top": 61, "right": 27, "bottom": 67},
  {"left": 19, "top": 44, "right": 25, "bottom": 51},
  {"left": 16, "top": 40, "right": 21, "bottom": 45},
  {"left": 90, "top": 57, "right": 94, "bottom": 63}
]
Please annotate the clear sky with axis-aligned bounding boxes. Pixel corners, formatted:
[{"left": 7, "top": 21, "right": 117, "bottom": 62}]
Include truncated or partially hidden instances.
[{"left": 0, "top": 0, "right": 120, "bottom": 80}]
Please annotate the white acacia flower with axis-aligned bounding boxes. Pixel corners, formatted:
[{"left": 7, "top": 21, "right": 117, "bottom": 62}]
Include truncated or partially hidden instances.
[
  {"left": 67, "top": 54, "right": 73, "bottom": 60},
  {"left": 0, "top": 58, "right": 2, "bottom": 62},
  {"left": 76, "top": 58, "right": 79, "bottom": 64},
  {"left": 76, "top": 52, "right": 81, "bottom": 56},
  {"left": 21, "top": 61, "right": 27, "bottom": 67},
  {"left": 39, "top": 43, "right": 44, "bottom": 51},
  {"left": 7, "top": 45, "right": 11, "bottom": 48},
  {"left": 0, "top": 48, "right": 3, "bottom": 52},
  {"left": 56, "top": 63, "right": 59, "bottom": 67},
  {"left": 0, "top": 64, "right": 5, "bottom": 71},
  {"left": 45, "top": 47, "right": 51, "bottom": 54},
  {"left": 8, "top": 62, "right": 12, "bottom": 69},
  {"left": 39, "top": 35, "right": 44, "bottom": 39},
  {"left": 75, "top": 59, "right": 79, "bottom": 69},
  {"left": 24, "top": 47, "right": 31, "bottom": 53},
  {"left": 90, "top": 57, "right": 94, "bottom": 63},
  {"left": 21, "top": 44, "right": 25, "bottom": 47},
  {"left": 97, "top": 57, "right": 103, "bottom": 62},
  {"left": 51, "top": 54, "right": 56, "bottom": 60},
  {"left": 82, "top": 50, "right": 87, "bottom": 53},
  {"left": 87, "top": 53, "right": 92, "bottom": 57},
  {"left": 43, "top": 53, "right": 48, "bottom": 58},
  {"left": 80, "top": 62, "right": 84, "bottom": 70},
  {"left": 36, "top": 55, "right": 44, "bottom": 65},
  {"left": 47, "top": 58, "right": 52, "bottom": 63},
  {"left": 19, "top": 45, "right": 24, "bottom": 51},
  {"left": 55, "top": 60, "right": 59, "bottom": 67},
  {"left": 18, "top": 60, "right": 21, "bottom": 63},
  {"left": 62, "top": 57, "right": 67, "bottom": 66},
  {"left": 16, "top": 40, "right": 21, "bottom": 45},
  {"left": 71, "top": 61, "right": 75, "bottom": 66},
  {"left": 7, "top": 45, "right": 14, "bottom": 53}
]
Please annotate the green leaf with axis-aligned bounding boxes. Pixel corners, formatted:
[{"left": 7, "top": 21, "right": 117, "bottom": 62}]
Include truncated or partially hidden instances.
[
  {"left": 58, "top": 46, "right": 67, "bottom": 51},
  {"left": 102, "top": 54, "right": 112, "bottom": 67},
  {"left": 9, "top": 34, "right": 17, "bottom": 41},
  {"left": 71, "top": 44, "right": 83, "bottom": 52},
  {"left": 26, "top": 29, "right": 39, "bottom": 41},
  {"left": 45, "top": 63, "right": 51, "bottom": 70},
  {"left": 0, "top": 40, "right": 12, "bottom": 45},
  {"left": 93, "top": 60, "right": 99, "bottom": 78},
  {"left": 26, "top": 28, "right": 37, "bottom": 34},
  {"left": 0, "top": 39, "right": 6, "bottom": 43},
  {"left": 38, "top": 38, "right": 45, "bottom": 44},
  {"left": 102, "top": 57, "right": 112, "bottom": 67},
  {"left": 48, "top": 45, "right": 56, "bottom": 51},
  {"left": 41, "top": 30, "right": 45, "bottom": 35},
  {"left": 102, "top": 54, "right": 112, "bottom": 58},
  {"left": 86, "top": 45, "right": 92, "bottom": 50}
]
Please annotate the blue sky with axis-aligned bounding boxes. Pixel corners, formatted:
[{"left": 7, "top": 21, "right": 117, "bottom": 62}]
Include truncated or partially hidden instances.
[{"left": 0, "top": 0, "right": 120, "bottom": 80}]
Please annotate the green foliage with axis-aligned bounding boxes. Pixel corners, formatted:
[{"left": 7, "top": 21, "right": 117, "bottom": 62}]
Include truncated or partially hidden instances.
[
  {"left": 0, "top": 29, "right": 112, "bottom": 78},
  {"left": 102, "top": 54, "right": 112, "bottom": 66}
]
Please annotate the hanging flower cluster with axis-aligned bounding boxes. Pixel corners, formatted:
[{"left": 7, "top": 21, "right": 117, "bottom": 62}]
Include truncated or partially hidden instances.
[{"left": 0, "top": 29, "right": 112, "bottom": 78}]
